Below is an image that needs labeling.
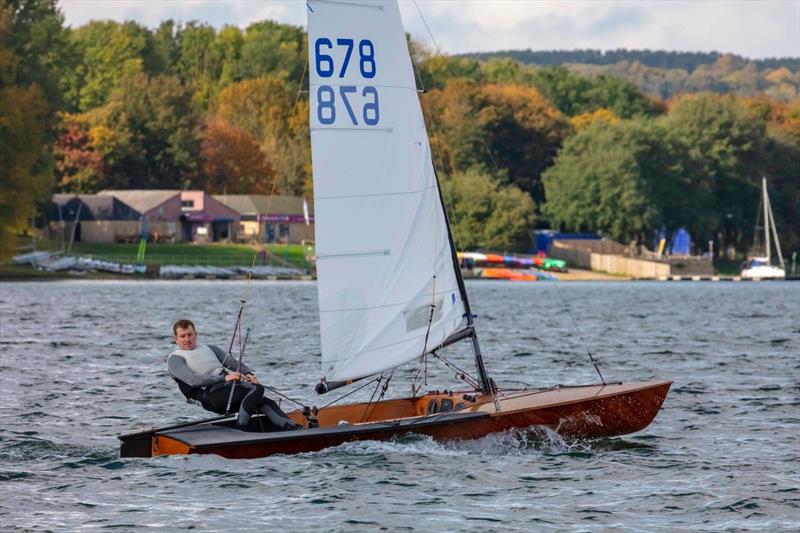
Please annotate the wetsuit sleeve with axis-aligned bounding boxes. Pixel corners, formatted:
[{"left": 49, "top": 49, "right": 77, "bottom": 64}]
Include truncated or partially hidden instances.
[
  {"left": 210, "top": 345, "right": 254, "bottom": 375},
  {"left": 167, "top": 353, "right": 225, "bottom": 388}
]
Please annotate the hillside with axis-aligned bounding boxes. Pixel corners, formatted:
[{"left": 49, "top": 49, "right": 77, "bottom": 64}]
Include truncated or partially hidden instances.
[{"left": 462, "top": 49, "right": 800, "bottom": 100}]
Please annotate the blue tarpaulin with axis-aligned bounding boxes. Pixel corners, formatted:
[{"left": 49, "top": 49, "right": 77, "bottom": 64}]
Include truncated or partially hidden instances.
[{"left": 671, "top": 228, "right": 691, "bottom": 255}]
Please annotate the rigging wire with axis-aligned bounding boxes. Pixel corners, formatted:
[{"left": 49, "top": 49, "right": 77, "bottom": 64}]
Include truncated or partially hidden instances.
[
  {"left": 238, "top": 59, "right": 310, "bottom": 304},
  {"left": 261, "top": 384, "right": 308, "bottom": 410},
  {"left": 431, "top": 351, "right": 482, "bottom": 390},
  {"left": 411, "top": 0, "right": 605, "bottom": 386},
  {"left": 361, "top": 368, "right": 396, "bottom": 422},
  {"left": 218, "top": 61, "right": 312, "bottom": 404}
]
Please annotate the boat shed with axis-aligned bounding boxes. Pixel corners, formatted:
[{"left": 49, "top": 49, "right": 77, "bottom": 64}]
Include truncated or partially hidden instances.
[
  {"left": 214, "top": 195, "right": 314, "bottom": 244},
  {"left": 47, "top": 193, "right": 143, "bottom": 243}
]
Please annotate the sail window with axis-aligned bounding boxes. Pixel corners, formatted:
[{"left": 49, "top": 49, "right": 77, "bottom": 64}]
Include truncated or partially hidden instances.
[{"left": 403, "top": 299, "right": 443, "bottom": 332}]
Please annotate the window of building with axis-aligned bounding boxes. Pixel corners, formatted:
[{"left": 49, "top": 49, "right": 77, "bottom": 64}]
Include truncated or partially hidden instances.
[
  {"left": 181, "top": 200, "right": 194, "bottom": 210},
  {"left": 279, "top": 224, "right": 290, "bottom": 238}
]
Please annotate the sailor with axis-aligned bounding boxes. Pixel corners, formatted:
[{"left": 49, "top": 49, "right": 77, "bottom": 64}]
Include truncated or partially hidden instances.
[{"left": 167, "top": 319, "right": 302, "bottom": 431}]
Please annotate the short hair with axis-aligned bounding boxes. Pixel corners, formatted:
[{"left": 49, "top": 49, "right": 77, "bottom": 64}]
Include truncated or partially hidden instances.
[{"left": 173, "top": 319, "right": 196, "bottom": 336}]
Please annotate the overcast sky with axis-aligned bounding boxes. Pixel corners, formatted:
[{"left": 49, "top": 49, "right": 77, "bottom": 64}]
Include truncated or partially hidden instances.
[{"left": 59, "top": 0, "right": 800, "bottom": 60}]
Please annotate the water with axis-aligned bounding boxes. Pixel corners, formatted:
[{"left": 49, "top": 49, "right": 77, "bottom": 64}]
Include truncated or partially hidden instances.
[{"left": 1, "top": 280, "right": 798, "bottom": 531}]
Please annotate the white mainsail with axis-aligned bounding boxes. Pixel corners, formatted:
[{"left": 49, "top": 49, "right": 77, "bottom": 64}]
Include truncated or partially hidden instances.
[{"left": 307, "top": 0, "right": 467, "bottom": 383}]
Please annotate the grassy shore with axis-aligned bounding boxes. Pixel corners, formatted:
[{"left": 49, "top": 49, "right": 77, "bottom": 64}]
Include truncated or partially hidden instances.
[{"left": 66, "top": 242, "right": 314, "bottom": 269}]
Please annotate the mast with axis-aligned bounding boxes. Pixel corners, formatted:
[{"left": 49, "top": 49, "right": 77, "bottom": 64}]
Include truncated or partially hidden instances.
[
  {"left": 764, "top": 178, "right": 786, "bottom": 270},
  {"left": 431, "top": 166, "right": 493, "bottom": 393},
  {"left": 763, "top": 178, "right": 771, "bottom": 261}
]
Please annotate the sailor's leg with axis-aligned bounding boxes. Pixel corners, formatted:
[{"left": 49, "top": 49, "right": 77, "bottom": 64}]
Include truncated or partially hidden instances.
[
  {"left": 201, "top": 381, "right": 248, "bottom": 415},
  {"left": 236, "top": 383, "right": 265, "bottom": 426},
  {"left": 258, "top": 397, "right": 302, "bottom": 430}
]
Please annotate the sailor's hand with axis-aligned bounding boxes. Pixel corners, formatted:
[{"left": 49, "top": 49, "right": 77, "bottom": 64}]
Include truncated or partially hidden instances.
[
  {"left": 225, "top": 372, "right": 243, "bottom": 382},
  {"left": 246, "top": 374, "right": 259, "bottom": 384}
]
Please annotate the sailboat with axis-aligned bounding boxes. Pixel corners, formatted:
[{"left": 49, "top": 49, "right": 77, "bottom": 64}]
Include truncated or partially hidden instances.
[
  {"left": 119, "top": 0, "right": 670, "bottom": 459},
  {"left": 741, "top": 178, "right": 785, "bottom": 280}
]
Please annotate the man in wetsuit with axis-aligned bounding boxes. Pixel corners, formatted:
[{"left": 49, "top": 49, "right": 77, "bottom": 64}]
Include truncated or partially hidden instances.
[{"left": 167, "top": 319, "right": 302, "bottom": 431}]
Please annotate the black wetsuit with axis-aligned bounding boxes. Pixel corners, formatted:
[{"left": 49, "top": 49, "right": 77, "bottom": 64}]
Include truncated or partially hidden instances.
[{"left": 167, "top": 344, "right": 301, "bottom": 430}]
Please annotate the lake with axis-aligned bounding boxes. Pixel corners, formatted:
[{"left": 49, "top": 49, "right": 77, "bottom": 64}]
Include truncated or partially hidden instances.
[{"left": 1, "top": 280, "right": 798, "bottom": 531}]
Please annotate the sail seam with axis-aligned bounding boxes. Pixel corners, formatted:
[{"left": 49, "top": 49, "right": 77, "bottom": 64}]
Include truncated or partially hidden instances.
[
  {"left": 325, "top": 326, "right": 465, "bottom": 367},
  {"left": 310, "top": 82, "right": 417, "bottom": 91},
  {"left": 316, "top": 186, "right": 435, "bottom": 201},
  {"left": 311, "top": 126, "right": 394, "bottom": 133},
  {"left": 311, "top": 0, "right": 384, "bottom": 11},
  {"left": 317, "top": 249, "right": 390, "bottom": 260},
  {"left": 319, "top": 287, "right": 460, "bottom": 313}
]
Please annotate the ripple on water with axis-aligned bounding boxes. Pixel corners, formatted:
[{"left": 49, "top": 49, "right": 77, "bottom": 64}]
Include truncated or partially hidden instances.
[{"left": 0, "top": 280, "right": 798, "bottom": 530}]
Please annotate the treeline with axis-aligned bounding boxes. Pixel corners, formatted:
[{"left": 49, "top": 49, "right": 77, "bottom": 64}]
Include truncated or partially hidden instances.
[
  {"left": 1, "top": 0, "right": 798, "bottom": 260},
  {"left": 463, "top": 50, "right": 800, "bottom": 101},
  {"left": 466, "top": 49, "right": 800, "bottom": 73}
]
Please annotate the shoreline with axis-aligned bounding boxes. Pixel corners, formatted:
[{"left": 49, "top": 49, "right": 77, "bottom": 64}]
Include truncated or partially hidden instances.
[{"left": 3, "top": 266, "right": 794, "bottom": 283}]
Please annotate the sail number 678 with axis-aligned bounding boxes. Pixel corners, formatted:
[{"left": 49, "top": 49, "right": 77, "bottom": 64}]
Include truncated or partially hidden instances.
[
  {"left": 314, "top": 37, "right": 380, "bottom": 126},
  {"left": 314, "top": 38, "right": 376, "bottom": 79}
]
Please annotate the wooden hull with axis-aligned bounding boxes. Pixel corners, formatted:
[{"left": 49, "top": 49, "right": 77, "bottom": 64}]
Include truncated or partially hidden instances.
[{"left": 119, "top": 381, "right": 671, "bottom": 459}]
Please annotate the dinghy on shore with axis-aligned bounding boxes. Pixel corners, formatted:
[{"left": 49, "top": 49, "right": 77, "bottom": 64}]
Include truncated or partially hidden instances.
[{"left": 120, "top": 0, "right": 670, "bottom": 459}]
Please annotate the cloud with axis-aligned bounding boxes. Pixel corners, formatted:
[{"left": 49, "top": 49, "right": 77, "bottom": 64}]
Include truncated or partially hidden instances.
[{"left": 58, "top": 0, "right": 800, "bottom": 59}]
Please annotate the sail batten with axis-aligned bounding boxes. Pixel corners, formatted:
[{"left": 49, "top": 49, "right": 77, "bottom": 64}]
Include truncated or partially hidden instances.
[{"left": 308, "top": 0, "right": 467, "bottom": 383}]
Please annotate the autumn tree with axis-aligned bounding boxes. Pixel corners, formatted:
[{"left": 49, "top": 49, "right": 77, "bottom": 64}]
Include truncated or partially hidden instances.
[
  {"left": 54, "top": 114, "right": 106, "bottom": 192},
  {"left": 0, "top": 0, "right": 61, "bottom": 258},
  {"left": 200, "top": 118, "right": 274, "bottom": 194},
  {"left": 212, "top": 76, "right": 309, "bottom": 195},
  {"left": 425, "top": 80, "right": 569, "bottom": 204}
]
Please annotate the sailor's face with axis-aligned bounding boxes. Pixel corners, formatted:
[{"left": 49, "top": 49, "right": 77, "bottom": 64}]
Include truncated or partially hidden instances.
[{"left": 174, "top": 326, "right": 198, "bottom": 350}]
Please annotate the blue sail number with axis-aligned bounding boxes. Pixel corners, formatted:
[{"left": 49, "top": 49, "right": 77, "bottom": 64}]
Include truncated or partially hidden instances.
[
  {"left": 314, "top": 37, "right": 380, "bottom": 126},
  {"left": 314, "top": 38, "right": 376, "bottom": 79}
]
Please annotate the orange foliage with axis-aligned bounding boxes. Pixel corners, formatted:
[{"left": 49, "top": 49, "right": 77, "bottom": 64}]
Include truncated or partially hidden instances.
[
  {"left": 200, "top": 117, "right": 275, "bottom": 194},
  {"left": 570, "top": 108, "right": 620, "bottom": 131}
]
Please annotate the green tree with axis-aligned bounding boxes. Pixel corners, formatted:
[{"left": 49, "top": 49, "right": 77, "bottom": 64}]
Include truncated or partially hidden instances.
[
  {"left": 481, "top": 57, "right": 536, "bottom": 86},
  {"left": 662, "top": 93, "right": 768, "bottom": 251},
  {"left": 175, "top": 21, "right": 217, "bottom": 105},
  {"left": 152, "top": 20, "right": 179, "bottom": 74},
  {"left": 530, "top": 66, "right": 594, "bottom": 116},
  {"left": 237, "top": 20, "right": 305, "bottom": 87},
  {"left": 530, "top": 66, "right": 661, "bottom": 118},
  {"left": 586, "top": 75, "right": 663, "bottom": 118},
  {"left": 90, "top": 73, "right": 201, "bottom": 189},
  {"left": 70, "top": 20, "right": 162, "bottom": 110},
  {"left": 416, "top": 54, "right": 482, "bottom": 90},
  {"left": 542, "top": 119, "right": 709, "bottom": 243},
  {"left": 441, "top": 170, "right": 536, "bottom": 251},
  {"left": 4, "top": 0, "right": 74, "bottom": 109}
]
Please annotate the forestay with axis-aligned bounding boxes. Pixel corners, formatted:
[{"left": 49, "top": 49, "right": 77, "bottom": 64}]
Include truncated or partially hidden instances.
[{"left": 307, "top": 0, "right": 467, "bottom": 383}]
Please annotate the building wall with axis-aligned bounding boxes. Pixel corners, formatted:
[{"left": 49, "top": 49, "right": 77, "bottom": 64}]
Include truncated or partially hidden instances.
[
  {"left": 241, "top": 221, "right": 315, "bottom": 244},
  {"left": 47, "top": 221, "right": 179, "bottom": 243},
  {"left": 550, "top": 242, "right": 671, "bottom": 278},
  {"left": 143, "top": 194, "right": 183, "bottom": 222}
]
